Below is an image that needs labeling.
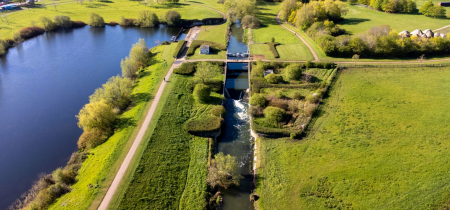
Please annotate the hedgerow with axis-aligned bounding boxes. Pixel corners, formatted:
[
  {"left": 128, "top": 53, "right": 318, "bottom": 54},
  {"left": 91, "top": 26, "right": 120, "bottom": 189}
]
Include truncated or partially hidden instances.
[
  {"left": 266, "top": 42, "right": 280, "bottom": 58},
  {"left": 186, "top": 40, "right": 226, "bottom": 56},
  {"left": 184, "top": 116, "right": 223, "bottom": 136},
  {"left": 173, "top": 40, "right": 186, "bottom": 58}
]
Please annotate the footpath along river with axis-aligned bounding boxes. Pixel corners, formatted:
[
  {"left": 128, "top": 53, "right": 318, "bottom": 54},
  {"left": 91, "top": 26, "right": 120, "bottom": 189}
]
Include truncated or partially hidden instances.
[{"left": 0, "top": 25, "right": 185, "bottom": 209}]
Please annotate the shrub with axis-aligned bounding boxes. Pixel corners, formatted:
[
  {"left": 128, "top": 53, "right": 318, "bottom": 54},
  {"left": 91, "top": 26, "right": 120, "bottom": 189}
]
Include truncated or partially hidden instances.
[
  {"left": 129, "top": 38, "right": 149, "bottom": 67},
  {"left": 135, "top": 10, "right": 159, "bottom": 27},
  {"left": 120, "top": 16, "right": 136, "bottom": 26},
  {"left": 292, "top": 91, "right": 304, "bottom": 100},
  {"left": 19, "top": 26, "right": 45, "bottom": 40},
  {"left": 250, "top": 93, "right": 267, "bottom": 107},
  {"left": 274, "top": 90, "right": 285, "bottom": 99},
  {"left": 52, "top": 168, "right": 74, "bottom": 185},
  {"left": 39, "top": 16, "right": 57, "bottom": 31},
  {"left": 285, "top": 64, "right": 303, "bottom": 80},
  {"left": 269, "top": 98, "right": 288, "bottom": 110},
  {"left": 161, "top": 40, "right": 170, "bottom": 45},
  {"left": 304, "top": 103, "right": 316, "bottom": 116},
  {"left": 251, "top": 64, "right": 265, "bottom": 78},
  {"left": 186, "top": 40, "right": 227, "bottom": 56},
  {"left": 267, "top": 42, "right": 280, "bottom": 58},
  {"left": 54, "top": 15, "right": 71, "bottom": 28},
  {"left": 67, "top": 152, "right": 88, "bottom": 165},
  {"left": 264, "top": 106, "right": 286, "bottom": 123},
  {"left": 265, "top": 74, "right": 283, "bottom": 84},
  {"left": 173, "top": 40, "right": 186, "bottom": 58},
  {"left": 248, "top": 106, "right": 264, "bottom": 117},
  {"left": 165, "top": 10, "right": 181, "bottom": 26},
  {"left": 241, "top": 15, "right": 260, "bottom": 29},
  {"left": 174, "top": 62, "right": 196, "bottom": 75},
  {"left": 207, "top": 153, "right": 242, "bottom": 189},
  {"left": 290, "top": 133, "right": 296, "bottom": 139},
  {"left": 71, "top": 20, "right": 87, "bottom": 28},
  {"left": 109, "top": 21, "right": 119, "bottom": 26},
  {"left": 88, "top": 12, "right": 105, "bottom": 27},
  {"left": 77, "top": 128, "right": 108, "bottom": 149},
  {"left": 210, "top": 105, "right": 226, "bottom": 117},
  {"left": 13, "top": 32, "right": 22, "bottom": 42},
  {"left": 193, "top": 83, "right": 211, "bottom": 103},
  {"left": 184, "top": 116, "right": 223, "bottom": 136},
  {"left": 305, "top": 94, "right": 319, "bottom": 103}
]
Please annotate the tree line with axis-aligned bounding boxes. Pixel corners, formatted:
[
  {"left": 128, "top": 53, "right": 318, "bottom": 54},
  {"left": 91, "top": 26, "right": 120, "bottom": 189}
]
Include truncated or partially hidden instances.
[{"left": 219, "top": 0, "right": 261, "bottom": 29}]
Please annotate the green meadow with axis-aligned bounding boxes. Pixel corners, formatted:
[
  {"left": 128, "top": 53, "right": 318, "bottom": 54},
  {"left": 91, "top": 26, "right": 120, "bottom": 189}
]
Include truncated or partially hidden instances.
[
  {"left": 256, "top": 67, "right": 450, "bottom": 209},
  {"left": 0, "top": 0, "right": 221, "bottom": 39}
]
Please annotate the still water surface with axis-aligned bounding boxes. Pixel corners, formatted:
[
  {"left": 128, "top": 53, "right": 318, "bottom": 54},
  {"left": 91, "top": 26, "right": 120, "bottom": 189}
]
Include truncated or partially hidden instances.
[{"left": 0, "top": 25, "right": 181, "bottom": 209}]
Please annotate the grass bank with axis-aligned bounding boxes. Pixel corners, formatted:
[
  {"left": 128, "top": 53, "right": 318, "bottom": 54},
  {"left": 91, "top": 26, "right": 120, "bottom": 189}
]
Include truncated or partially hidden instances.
[
  {"left": 0, "top": 0, "right": 221, "bottom": 39},
  {"left": 256, "top": 67, "right": 450, "bottom": 209},
  {"left": 48, "top": 43, "right": 177, "bottom": 210}
]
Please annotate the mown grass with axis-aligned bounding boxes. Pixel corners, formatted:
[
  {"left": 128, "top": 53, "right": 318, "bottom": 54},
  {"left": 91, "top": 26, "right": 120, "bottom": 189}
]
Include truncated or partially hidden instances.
[
  {"left": 250, "top": 44, "right": 274, "bottom": 60},
  {"left": 186, "top": 0, "right": 227, "bottom": 13},
  {"left": 116, "top": 73, "right": 222, "bottom": 209},
  {"left": 0, "top": 0, "right": 221, "bottom": 39},
  {"left": 340, "top": 5, "right": 450, "bottom": 35},
  {"left": 197, "top": 24, "right": 227, "bottom": 46},
  {"left": 188, "top": 47, "right": 226, "bottom": 60},
  {"left": 275, "top": 44, "right": 314, "bottom": 61},
  {"left": 256, "top": 67, "right": 450, "bottom": 209},
  {"left": 48, "top": 43, "right": 177, "bottom": 209}
]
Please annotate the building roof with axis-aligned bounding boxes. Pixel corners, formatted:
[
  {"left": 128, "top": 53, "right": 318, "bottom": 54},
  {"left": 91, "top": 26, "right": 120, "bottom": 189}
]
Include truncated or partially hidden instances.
[{"left": 200, "top": 45, "right": 209, "bottom": 50}]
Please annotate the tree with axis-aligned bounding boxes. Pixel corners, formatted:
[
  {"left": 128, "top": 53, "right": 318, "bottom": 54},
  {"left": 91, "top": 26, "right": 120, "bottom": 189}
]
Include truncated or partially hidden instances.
[
  {"left": 194, "top": 62, "right": 220, "bottom": 83},
  {"left": 88, "top": 12, "right": 105, "bottom": 27},
  {"left": 418, "top": 54, "right": 426, "bottom": 65},
  {"left": 39, "top": 16, "right": 57, "bottom": 31},
  {"left": 285, "top": 64, "right": 303, "bottom": 80},
  {"left": 280, "top": 0, "right": 297, "bottom": 21},
  {"left": 352, "top": 54, "right": 360, "bottom": 63},
  {"left": 235, "top": 0, "right": 257, "bottom": 20},
  {"left": 426, "top": 5, "right": 446, "bottom": 18},
  {"left": 227, "top": 8, "right": 237, "bottom": 23},
  {"left": 89, "top": 76, "right": 133, "bottom": 110},
  {"left": 249, "top": 93, "right": 267, "bottom": 107},
  {"left": 250, "top": 64, "right": 265, "bottom": 78},
  {"left": 224, "top": 0, "right": 236, "bottom": 13},
  {"left": 207, "top": 153, "right": 242, "bottom": 189},
  {"left": 54, "top": 15, "right": 71, "bottom": 28},
  {"left": 135, "top": 10, "right": 159, "bottom": 28},
  {"left": 210, "top": 105, "right": 226, "bottom": 117},
  {"left": 77, "top": 128, "right": 108, "bottom": 149},
  {"left": 129, "top": 38, "right": 149, "bottom": 67},
  {"left": 193, "top": 83, "right": 211, "bottom": 103},
  {"left": 76, "top": 100, "right": 116, "bottom": 132},
  {"left": 419, "top": 0, "right": 434, "bottom": 14},
  {"left": 241, "top": 15, "right": 260, "bottom": 29},
  {"left": 264, "top": 106, "right": 286, "bottom": 124},
  {"left": 382, "top": 0, "right": 398, "bottom": 13},
  {"left": 265, "top": 73, "right": 283, "bottom": 84},
  {"left": 121, "top": 57, "right": 139, "bottom": 79},
  {"left": 165, "top": 10, "right": 181, "bottom": 26}
]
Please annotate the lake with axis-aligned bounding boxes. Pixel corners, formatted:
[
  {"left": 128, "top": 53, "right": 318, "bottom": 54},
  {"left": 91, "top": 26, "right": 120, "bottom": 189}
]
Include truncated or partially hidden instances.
[{"left": 0, "top": 24, "right": 182, "bottom": 209}]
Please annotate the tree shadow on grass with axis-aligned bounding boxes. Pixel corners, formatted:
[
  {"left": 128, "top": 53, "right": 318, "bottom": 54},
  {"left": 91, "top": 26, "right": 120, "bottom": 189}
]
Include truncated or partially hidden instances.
[
  {"left": 338, "top": 18, "right": 370, "bottom": 26},
  {"left": 115, "top": 117, "right": 137, "bottom": 130},
  {"left": 133, "top": 92, "right": 153, "bottom": 104},
  {"left": 188, "top": 0, "right": 204, "bottom": 4}
]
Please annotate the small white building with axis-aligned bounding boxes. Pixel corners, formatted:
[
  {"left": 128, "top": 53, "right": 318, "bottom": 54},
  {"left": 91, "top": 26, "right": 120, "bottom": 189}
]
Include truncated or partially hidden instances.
[{"left": 200, "top": 45, "right": 209, "bottom": 54}]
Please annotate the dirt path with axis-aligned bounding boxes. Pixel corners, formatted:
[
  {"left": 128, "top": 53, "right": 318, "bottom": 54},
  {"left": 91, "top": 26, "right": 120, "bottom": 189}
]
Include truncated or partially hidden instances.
[
  {"left": 97, "top": 60, "right": 182, "bottom": 210},
  {"left": 276, "top": 12, "right": 320, "bottom": 62}
]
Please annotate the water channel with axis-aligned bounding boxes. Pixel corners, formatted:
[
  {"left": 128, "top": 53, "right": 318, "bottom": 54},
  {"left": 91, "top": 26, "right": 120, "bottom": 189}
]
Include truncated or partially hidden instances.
[
  {"left": 0, "top": 25, "right": 183, "bottom": 209},
  {"left": 217, "top": 22, "right": 254, "bottom": 210}
]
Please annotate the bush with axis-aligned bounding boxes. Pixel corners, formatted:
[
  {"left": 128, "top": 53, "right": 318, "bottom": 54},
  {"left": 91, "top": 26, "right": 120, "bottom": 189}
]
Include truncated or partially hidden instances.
[
  {"left": 187, "top": 40, "right": 227, "bottom": 56},
  {"left": 285, "top": 64, "right": 303, "bottom": 80},
  {"left": 120, "top": 16, "right": 136, "bottom": 26},
  {"left": 304, "top": 103, "right": 316, "bottom": 116},
  {"left": 210, "top": 105, "right": 226, "bottom": 117},
  {"left": 77, "top": 100, "right": 116, "bottom": 132},
  {"left": 193, "top": 83, "right": 211, "bottom": 103},
  {"left": 39, "top": 16, "right": 57, "bottom": 31},
  {"left": 241, "top": 15, "right": 261, "bottom": 29},
  {"left": 264, "top": 106, "right": 286, "bottom": 123},
  {"left": 19, "top": 26, "right": 45, "bottom": 40},
  {"left": 292, "top": 91, "right": 304, "bottom": 100},
  {"left": 52, "top": 168, "right": 74, "bottom": 185},
  {"left": 89, "top": 76, "right": 133, "bottom": 110},
  {"left": 267, "top": 42, "right": 280, "bottom": 58},
  {"left": 121, "top": 57, "right": 139, "bottom": 79},
  {"left": 173, "top": 40, "right": 186, "bottom": 58},
  {"left": 265, "top": 74, "right": 283, "bottom": 84},
  {"left": 251, "top": 64, "right": 265, "bottom": 78},
  {"left": 0, "top": 42, "right": 5, "bottom": 55},
  {"left": 165, "top": 10, "right": 181, "bottom": 26},
  {"left": 306, "top": 94, "right": 319, "bottom": 103},
  {"left": 109, "top": 21, "right": 119, "bottom": 26},
  {"left": 184, "top": 116, "right": 223, "bottom": 136},
  {"left": 135, "top": 10, "right": 159, "bottom": 27},
  {"left": 174, "top": 62, "right": 196, "bottom": 75},
  {"left": 269, "top": 98, "right": 288, "bottom": 110},
  {"left": 290, "top": 133, "right": 296, "bottom": 139},
  {"left": 274, "top": 90, "right": 285, "bottom": 99},
  {"left": 54, "top": 15, "right": 71, "bottom": 28},
  {"left": 88, "top": 12, "right": 105, "bottom": 27},
  {"left": 77, "top": 128, "right": 108, "bottom": 149},
  {"left": 250, "top": 93, "right": 267, "bottom": 107},
  {"left": 71, "top": 20, "right": 87, "bottom": 28}
]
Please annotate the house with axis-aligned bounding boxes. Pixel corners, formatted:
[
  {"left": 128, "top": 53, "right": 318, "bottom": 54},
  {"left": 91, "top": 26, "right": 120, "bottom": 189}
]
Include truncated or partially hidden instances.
[{"left": 200, "top": 45, "right": 209, "bottom": 54}]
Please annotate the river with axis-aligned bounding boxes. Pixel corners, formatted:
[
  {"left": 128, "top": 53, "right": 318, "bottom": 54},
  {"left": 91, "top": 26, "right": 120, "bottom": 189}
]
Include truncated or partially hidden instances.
[{"left": 0, "top": 25, "right": 183, "bottom": 209}]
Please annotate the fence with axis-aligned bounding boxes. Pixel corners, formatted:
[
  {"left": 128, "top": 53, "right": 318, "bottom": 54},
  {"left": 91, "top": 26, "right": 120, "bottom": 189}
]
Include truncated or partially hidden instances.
[{"left": 340, "top": 62, "right": 450, "bottom": 69}]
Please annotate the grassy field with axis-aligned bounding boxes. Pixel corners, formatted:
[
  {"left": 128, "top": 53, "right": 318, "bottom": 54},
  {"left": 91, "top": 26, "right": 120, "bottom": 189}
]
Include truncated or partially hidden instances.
[
  {"left": 340, "top": 5, "right": 450, "bottom": 35},
  {"left": 250, "top": 44, "right": 274, "bottom": 60},
  {"left": 188, "top": 47, "right": 226, "bottom": 60},
  {"left": 0, "top": 0, "right": 221, "bottom": 39},
  {"left": 186, "top": 0, "right": 227, "bottom": 13},
  {"left": 256, "top": 67, "right": 450, "bottom": 209},
  {"left": 48, "top": 43, "right": 177, "bottom": 210},
  {"left": 275, "top": 44, "right": 314, "bottom": 61},
  {"left": 197, "top": 24, "right": 227, "bottom": 46}
]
